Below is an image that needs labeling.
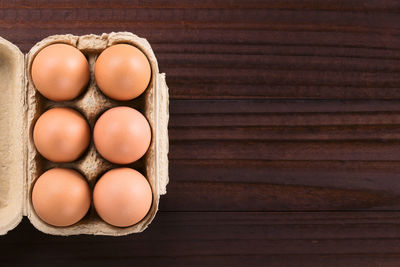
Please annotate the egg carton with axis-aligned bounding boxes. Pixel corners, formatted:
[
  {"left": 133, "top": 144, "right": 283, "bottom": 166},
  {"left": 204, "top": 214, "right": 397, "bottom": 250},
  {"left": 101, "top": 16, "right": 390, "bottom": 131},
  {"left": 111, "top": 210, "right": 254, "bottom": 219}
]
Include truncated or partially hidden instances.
[{"left": 0, "top": 32, "right": 169, "bottom": 236}]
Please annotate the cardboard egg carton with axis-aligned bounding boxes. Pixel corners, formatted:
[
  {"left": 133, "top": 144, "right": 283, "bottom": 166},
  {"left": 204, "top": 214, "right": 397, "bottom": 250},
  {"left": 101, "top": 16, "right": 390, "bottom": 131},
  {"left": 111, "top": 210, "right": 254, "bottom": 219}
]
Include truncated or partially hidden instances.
[{"left": 0, "top": 32, "right": 169, "bottom": 236}]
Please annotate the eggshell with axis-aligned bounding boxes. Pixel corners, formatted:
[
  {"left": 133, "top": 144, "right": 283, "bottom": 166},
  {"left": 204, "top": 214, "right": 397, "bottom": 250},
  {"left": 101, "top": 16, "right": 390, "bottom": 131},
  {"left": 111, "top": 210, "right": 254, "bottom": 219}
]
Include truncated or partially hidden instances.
[
  {"left": 94, "top": 44, "right": 151, "bottom": 100},
  {"left": 93, "top": 168, "right": 152, "bottom": 227},
  {"left": 93, "top": 106, "right": 151, "bottom": 164},
  {"left": 33, "top": 107, "right": 90, "bottom": 162},
  {"left": 32, "top": 168, "right": 91, "bottom": 227},
  {"left": 31, "top": 43, "right": 90, "bottom": 101}
]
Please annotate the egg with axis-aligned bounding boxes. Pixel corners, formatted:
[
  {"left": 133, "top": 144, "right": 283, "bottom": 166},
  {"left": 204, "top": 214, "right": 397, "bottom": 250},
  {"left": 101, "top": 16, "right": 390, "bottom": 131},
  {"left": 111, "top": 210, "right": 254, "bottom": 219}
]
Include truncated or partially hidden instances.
[
  {"left": 94, "top": 44, "right": 151, "bottom": 100},
  {"left": 33, "top": 107, "right": 90, "bottom": 162},
  {"left": 32, "top": 168, "right": 91, "bottom": 227},
  {"left": 93, "top": 168, "right": 152, "bottom": 227},
  {"left": 31, "top": 43, "right": 90, "bottom": 101},
  {"left": 93, "top": 106, "right": 151, "bottom": 164}
]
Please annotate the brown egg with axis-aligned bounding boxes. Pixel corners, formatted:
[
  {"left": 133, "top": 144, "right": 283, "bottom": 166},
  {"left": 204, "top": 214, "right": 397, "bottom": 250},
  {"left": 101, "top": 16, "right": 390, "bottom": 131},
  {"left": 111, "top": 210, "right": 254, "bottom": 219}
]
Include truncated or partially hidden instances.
[
  {"left": 93, "top": 168, "right": 152, "bottom": 227},
  {"left": 94, "top": 44, "right": 151, "bottom": 100},
  {"left": 93, "top": 107, "right": 151, "bottom": 164},
  {"left": 31, "top": 43, "right": 90, "bottom": 101},
  {"left": 32, "top": 168, "right": 91, "bottom": 227},
  {"left": 33, "top": 107, "right": 90, "bottom": 163}
]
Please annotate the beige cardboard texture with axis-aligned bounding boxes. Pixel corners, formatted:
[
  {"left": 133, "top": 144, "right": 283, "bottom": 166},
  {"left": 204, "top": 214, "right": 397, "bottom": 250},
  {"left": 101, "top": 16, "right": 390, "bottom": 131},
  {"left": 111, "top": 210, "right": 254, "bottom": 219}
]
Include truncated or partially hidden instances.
[
  {"left": 0, "top": 36, "right": 26, "bottom": 235},
  {"left": 0, "top": 32, "right": 169, "bottom": 236}
]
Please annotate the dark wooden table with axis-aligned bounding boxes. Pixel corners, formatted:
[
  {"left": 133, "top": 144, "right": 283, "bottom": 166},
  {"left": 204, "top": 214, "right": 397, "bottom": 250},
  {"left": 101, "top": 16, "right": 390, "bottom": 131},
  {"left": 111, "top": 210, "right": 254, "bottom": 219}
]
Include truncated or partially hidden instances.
[{"left": 2, "top": 1, "right": 400, "bottom": 266}]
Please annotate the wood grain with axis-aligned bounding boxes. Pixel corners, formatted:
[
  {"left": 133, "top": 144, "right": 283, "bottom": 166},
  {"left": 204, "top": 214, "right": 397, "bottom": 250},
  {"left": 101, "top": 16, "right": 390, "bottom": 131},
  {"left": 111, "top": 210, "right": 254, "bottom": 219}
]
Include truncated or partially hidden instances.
[
  {"left": 0, "top": 0, "right": 400, "bottom": 266},
  {"left": 2, "top": 212, "right": 400, "bottom": 266}
]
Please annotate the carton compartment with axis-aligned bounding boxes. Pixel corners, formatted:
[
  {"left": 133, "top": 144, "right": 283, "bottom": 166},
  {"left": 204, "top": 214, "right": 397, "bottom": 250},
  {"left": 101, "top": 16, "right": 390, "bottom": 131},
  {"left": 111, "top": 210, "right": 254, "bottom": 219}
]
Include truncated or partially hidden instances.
[
  {"left": 0, "top": 37, "right": 25, "bottom": 234},
  {"left": 0, "top": 48, "right": 17, "bottom": 208}
]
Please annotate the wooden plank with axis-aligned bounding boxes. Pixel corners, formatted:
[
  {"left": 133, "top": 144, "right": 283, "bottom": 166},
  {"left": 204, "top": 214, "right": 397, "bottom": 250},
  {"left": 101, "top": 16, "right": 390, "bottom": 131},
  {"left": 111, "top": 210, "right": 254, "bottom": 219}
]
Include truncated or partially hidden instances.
[
  {"left": 170, "top": 125, "right": 400, "bottom": 141},
  {"left": 0, "top": 0, "right": 274, "bottom": 9},
  {"left": 169, "top": 100, "right": 400, "bottom": 130},
  {"left": 171, "top": 112, "right": 400, "bottom": 126},
  {"left": 164, "top": 160, "right": 400, "bottom": 211},
  {"left": 169, "top": 160, "right": 400, "bottom": 184},
  {"left": 170, "top": 140, "right": 400, "bottom": 161},
  {"left": 170, "top": 99, "right": 400, "bottom": 113},
  {"left": 1, "top": 212, "right": 400, "bottom": 266},
  {"left": 161, "top": 179, "right": 400, "bottom": 211},
  {"left": 2, "top": 0, "right": 400, "bottom": 12}
]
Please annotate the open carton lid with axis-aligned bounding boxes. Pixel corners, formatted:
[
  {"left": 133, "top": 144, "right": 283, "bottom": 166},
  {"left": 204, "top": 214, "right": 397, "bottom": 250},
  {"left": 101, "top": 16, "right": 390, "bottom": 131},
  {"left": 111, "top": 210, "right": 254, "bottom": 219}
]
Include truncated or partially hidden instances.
[{"left": 0, "top": 36, "right": 26, "bottom": 234}]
